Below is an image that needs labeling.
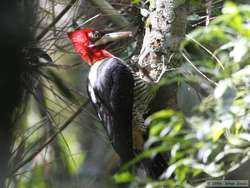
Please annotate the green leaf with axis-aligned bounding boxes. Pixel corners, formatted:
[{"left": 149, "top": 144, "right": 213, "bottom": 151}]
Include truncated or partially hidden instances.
[
  {"left": 131, "top": 0, "right": 140, "bottom": 4},
  {"left": 113, "top": 171, "right": 134, "bottom": 183},
  {"left": 211, "top": 123, "right": 225, "bottom": 141},
  {"left": 222, "top": 2, "right": 239, "bottom": 15}
]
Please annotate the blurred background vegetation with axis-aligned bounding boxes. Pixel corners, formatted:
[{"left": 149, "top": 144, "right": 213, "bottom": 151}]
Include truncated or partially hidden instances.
[{"left": 1, "top": 0, "right": 250, "bottom": 188}]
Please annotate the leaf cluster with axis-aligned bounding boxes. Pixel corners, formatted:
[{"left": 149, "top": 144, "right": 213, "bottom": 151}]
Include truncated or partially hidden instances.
[{"left": 116, "top": 2, "right": 250, "bottom": 187}]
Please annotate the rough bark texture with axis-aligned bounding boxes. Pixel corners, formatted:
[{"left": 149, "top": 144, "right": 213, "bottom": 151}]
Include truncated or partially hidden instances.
[{"left": 139, "top": 0, "right": 188, "bottom": 109}]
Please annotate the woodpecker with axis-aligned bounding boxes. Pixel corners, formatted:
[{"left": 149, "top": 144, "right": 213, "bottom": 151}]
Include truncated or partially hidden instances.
[{"left": 68, "top": 28, "right": 155, "bottom": 166}]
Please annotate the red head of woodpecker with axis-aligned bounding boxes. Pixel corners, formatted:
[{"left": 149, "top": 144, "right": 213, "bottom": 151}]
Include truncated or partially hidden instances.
[{"left": 68, "top": 28, "right": 132, "bottom": 65}]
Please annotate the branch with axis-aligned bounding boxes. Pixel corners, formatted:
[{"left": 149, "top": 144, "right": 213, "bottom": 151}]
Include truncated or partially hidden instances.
[
  {"left": 138, "top": 0, "right": 189, "bottom": 110},
  {"left": 138, "top": 0, "right": 188, "bottom": 81},
  {"left": 36, "top": 0, "right": 77, "bottom": 41},
  {"left": 12, "top": 101, "right": 89, "bottom": 174},
  {"left": 206, "top": 0, "right": 213, "bottom": 26},
  {"left": 90, "top": 0, "right": 129, "bottom": 28}
]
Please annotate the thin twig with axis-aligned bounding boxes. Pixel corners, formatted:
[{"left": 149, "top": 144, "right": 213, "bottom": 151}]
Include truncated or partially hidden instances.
[
  {"left": 90, "top": 0, "right": 129, "bottom": 28},
  {"left": 36, "top": 0, "right": 77, "bottom": 41},
  {"left": 182, "top": 51, "right": 218, "bottom": 86},
  {"left": 36, "top": 62, "right": 82, "bottom": 69},
  {"left": 11, "top": 102, "right": 76, "bottom": 157},
  {"left": 76, "top": 14, "right": 101, "bottom": 28},
  {"left": 186, "top": 34, "right": 224, "bottom": 70},
  {"left": 206, "top": 0, "right": 213, "bottom": 26},
  {"left": 12, "top": 101, "right": 89, "bottom": 174}
]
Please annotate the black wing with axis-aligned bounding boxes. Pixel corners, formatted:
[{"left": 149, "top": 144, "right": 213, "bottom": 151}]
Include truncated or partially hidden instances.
[{"left": 87, "top": 58, "right": 134, "bottom": 163}]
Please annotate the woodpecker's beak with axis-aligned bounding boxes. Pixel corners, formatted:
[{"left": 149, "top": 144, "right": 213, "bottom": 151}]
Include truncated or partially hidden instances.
[{"left": 89, "top": 31, "right": 133, "bottom": 48}]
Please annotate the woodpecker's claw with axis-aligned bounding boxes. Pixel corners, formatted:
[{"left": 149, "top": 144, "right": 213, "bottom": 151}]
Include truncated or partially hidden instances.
[{"left": 89, "top": 31, "right": 133, "bottom": 48}]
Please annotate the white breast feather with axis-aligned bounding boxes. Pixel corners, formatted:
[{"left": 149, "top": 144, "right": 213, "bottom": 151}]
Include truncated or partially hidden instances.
[{"left": 88, "top": 60, "right": 103, "bottom": 104}]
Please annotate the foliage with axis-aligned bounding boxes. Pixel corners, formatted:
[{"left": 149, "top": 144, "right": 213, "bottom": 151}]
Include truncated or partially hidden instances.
[{"left": 115, "top": 2, "right": 250, "bottom": 187}]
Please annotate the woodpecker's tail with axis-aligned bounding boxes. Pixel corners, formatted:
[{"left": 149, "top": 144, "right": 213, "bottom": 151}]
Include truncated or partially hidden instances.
[
  {"left": 143, "top": 153, "right": 167, "bottom": 179},
  {"left": 133, "top": 150, "right": 166, "bottom": 179}
]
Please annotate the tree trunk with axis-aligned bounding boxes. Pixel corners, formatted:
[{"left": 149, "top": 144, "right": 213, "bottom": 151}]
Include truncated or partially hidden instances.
[{"left": 139, "top": 0, "right": 189, "bottom": 110}]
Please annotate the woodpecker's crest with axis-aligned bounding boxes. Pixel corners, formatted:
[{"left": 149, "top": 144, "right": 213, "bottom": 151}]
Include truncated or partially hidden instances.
[{"left": 68, "top": 28, "right": 132, "bottom": 65}]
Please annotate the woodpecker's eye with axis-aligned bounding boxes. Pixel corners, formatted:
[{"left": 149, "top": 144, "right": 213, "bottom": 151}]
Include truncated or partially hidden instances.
[{"left": 89, "top": 31, "right": 102, "bottom": 41}]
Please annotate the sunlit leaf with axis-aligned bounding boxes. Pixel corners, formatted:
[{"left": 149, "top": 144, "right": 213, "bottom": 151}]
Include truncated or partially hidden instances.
[
  {"left": 113, "top": 171, "right": 134, "bottom": 183},
  {"left": 211, "top": 123, "right": 225, "bottom": 141}
]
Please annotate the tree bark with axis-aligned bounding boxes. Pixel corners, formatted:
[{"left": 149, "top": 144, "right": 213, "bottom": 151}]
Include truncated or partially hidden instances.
[{"left": 139, "top": 0, "right": 189, "bottom": 110}]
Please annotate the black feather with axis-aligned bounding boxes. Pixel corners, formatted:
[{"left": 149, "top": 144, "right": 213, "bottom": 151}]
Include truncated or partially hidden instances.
[{"left": 87, "top": 58, "right": 134, "bottom": 163}]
